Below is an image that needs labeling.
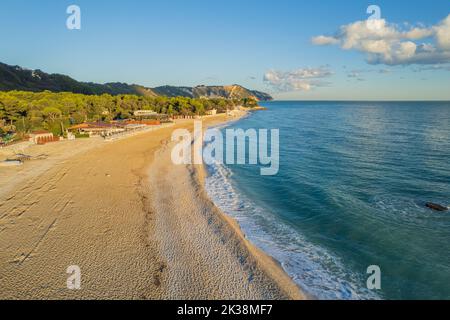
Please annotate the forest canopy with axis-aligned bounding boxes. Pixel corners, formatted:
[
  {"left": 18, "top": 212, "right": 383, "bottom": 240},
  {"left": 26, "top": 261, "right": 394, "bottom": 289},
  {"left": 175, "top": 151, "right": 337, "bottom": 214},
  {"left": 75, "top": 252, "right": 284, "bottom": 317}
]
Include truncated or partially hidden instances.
[{"left": 0, "top": 90, "right": 259, "bottom": 139}]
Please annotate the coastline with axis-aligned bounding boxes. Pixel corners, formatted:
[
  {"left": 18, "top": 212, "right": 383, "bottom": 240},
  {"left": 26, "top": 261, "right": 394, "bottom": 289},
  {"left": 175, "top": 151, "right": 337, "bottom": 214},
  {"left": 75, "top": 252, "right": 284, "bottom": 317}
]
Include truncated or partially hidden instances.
[
  {"left": 147, "top": 112, "right": 306, "bottom": 299},
  {"left": 0, "top": 111, "right": 306, "bottom": 300},
  {"left": 198, "top": 114, "right": 307, "bottom": 299},
  {"left": 196, "top": 160, "right": 307, "bottom": 300}
]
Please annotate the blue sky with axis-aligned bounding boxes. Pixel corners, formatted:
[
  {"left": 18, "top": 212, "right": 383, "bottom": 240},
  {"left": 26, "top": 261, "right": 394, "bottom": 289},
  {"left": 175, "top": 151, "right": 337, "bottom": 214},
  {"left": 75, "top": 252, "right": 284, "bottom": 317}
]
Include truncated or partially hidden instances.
[{"left": 0, "top": 0, "right": 449, "bottom": 100}]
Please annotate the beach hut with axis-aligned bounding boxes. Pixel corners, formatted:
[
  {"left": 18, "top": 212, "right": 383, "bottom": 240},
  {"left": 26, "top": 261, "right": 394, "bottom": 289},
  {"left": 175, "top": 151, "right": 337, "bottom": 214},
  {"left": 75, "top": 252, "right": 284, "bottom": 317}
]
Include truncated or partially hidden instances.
[
  {"left": 68, "top": 122, "right": 125, "bottom": 137},
  {"left": 29, "top": 131, "right": 54, "bottom": 144}
]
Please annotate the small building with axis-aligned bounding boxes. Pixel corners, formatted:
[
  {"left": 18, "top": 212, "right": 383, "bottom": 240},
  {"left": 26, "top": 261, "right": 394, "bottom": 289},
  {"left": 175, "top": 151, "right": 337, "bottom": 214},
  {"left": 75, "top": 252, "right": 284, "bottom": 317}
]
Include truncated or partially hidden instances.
[
  {"left": 113, "top": 120, "right": 161, "bottom": 127},
  {"left": 68, "top": 122, "right": 124, "bottom": 137},
  {"left": 133, "top": 110, "right": 158, "bottom": 117},
  {"left": 29, "top": 131, "right": 54, "bottom": 144},
  {"left": 206, "top": 109, "right": 217, "bottom": 116},
  {"left": 66, "top": 131, "right": 76, "bottom": 140},
  {"left": 123, "top": 123, "right": 147, "bottom": 131}
]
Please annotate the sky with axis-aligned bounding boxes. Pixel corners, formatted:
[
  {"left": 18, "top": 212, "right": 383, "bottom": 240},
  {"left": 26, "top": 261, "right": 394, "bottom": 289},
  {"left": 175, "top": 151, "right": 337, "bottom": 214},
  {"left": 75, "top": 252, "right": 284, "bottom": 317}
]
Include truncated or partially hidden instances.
[{"left": 0, "top": 0, "right": 449, "bottom": 100}]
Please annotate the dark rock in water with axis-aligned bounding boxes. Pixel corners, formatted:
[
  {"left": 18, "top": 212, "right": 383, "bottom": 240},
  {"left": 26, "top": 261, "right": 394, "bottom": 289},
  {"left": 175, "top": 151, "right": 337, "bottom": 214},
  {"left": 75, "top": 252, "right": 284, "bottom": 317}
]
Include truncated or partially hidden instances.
[{"left": 426, "top": 202, "right": 448, "bottom": 212}]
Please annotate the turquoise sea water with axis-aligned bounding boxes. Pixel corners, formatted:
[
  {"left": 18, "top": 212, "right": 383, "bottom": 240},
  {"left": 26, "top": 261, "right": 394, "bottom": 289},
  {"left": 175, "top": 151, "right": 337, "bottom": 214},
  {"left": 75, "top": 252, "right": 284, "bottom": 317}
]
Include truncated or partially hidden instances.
[{"left": 204, "top": 101, "right": 450, "bottom": 300}]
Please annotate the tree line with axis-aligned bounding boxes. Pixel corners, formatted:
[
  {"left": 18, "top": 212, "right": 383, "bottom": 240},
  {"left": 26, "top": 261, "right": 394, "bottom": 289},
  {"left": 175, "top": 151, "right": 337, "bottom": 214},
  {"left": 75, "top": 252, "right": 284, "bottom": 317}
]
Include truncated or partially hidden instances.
[{"left": 0, "top": 90, "right": 259, "bottom": 141}]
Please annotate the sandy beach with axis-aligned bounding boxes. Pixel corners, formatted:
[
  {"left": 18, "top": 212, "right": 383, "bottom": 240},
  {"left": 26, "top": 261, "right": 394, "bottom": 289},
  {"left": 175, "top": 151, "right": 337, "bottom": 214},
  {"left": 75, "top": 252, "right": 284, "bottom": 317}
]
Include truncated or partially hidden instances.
[{"left": 0, "top": 113, "right": 305, "bottom": 300}]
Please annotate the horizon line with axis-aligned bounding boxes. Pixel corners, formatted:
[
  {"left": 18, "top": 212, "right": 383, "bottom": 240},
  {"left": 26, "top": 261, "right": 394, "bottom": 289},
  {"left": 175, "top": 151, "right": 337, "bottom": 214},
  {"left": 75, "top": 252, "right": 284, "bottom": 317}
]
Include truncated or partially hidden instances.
[{"left": 268, "top": 99, "right": 450, "bottom": 102}]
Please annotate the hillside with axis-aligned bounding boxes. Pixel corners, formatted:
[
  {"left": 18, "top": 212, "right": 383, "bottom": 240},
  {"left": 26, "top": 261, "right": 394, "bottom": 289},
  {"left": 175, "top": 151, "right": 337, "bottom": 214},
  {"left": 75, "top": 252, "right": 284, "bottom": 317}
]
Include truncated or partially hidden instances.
[
  {"left": 0, "top": 62, "right": 272, "bottom": 101},
  {"left": 153, "top": 85, "right": 272, "bottom": 101}
]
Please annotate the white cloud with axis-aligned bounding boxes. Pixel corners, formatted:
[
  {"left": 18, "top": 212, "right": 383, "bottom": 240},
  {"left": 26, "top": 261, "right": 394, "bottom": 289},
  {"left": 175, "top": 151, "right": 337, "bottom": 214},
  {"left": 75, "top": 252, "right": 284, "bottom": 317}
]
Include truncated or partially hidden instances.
[
  {"left": 263, "top": 67, "right": 332, "bottom": 92},
  {"left": 311, "top": 35, "right": 339, "bottom": 45},
  {"left": 312, "top": 14, "right": 450, "bottom": 66},
  {"left": 435, "top": 15, "right": 450, "bottom": 50},
  {"left": 405, "top": 27, "right": 434, "bottom": 40},
  {"left": 412, "top": 64, "right": 450, "bottom": 72}
]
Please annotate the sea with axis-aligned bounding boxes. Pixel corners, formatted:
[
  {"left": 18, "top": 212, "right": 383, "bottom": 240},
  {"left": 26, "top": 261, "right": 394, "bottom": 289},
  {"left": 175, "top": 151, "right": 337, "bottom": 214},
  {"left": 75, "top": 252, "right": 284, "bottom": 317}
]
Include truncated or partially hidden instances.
[{"left": 204, "top": 101, "right": 450, "bottom": 300}]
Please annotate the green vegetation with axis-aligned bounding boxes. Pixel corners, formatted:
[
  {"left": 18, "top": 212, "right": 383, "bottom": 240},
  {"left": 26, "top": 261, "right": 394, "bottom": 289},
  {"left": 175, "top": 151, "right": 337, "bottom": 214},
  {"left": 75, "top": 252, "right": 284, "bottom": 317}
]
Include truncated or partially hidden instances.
[
  {"left": 0, "top": 90, "right": 260, "bottom": 141},
  {"left": 0, "top": 62, "right": 273, "bottom": 101},
  {"left": 74, "top": 133, "right": 90, "bottom": 139}
]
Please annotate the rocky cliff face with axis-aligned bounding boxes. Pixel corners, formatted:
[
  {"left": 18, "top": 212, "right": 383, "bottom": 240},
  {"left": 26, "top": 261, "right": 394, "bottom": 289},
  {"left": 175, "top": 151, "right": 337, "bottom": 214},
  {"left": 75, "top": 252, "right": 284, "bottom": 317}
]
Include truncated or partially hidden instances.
[{"left": 153, "top": 85, "right": 272, "bottom": 101}]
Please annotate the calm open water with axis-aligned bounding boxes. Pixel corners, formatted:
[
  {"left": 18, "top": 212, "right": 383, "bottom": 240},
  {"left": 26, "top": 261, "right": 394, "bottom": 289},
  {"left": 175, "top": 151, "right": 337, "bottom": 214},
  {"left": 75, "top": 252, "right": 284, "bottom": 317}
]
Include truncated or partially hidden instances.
[{"left": 205, "top": 101, "right": 450, "bottom": 300}]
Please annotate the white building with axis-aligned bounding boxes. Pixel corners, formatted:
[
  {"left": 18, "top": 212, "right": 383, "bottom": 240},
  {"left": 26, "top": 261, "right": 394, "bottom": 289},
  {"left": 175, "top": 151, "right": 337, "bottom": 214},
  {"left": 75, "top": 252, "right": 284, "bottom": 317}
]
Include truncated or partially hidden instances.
[
  {"left": 133, "top": 110, "right": 158, "bottom": 117},
  {"left": 29, "top": 131, "right": 54, "bottom": 144}
]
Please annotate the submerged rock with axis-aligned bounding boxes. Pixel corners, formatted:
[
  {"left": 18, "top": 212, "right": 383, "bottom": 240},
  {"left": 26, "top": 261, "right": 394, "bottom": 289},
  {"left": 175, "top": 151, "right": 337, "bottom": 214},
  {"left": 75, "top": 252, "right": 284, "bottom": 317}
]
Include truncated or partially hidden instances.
[{"left": 426, "top": 202, "right": 448, "bottom": 212}]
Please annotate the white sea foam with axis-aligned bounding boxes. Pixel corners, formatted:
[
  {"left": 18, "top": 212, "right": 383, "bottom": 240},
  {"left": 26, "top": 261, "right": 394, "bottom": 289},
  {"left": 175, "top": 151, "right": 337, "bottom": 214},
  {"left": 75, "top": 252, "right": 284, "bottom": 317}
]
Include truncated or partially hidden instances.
[{"left": 204, "top": 155, "right": 381, "bottom": 300}]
